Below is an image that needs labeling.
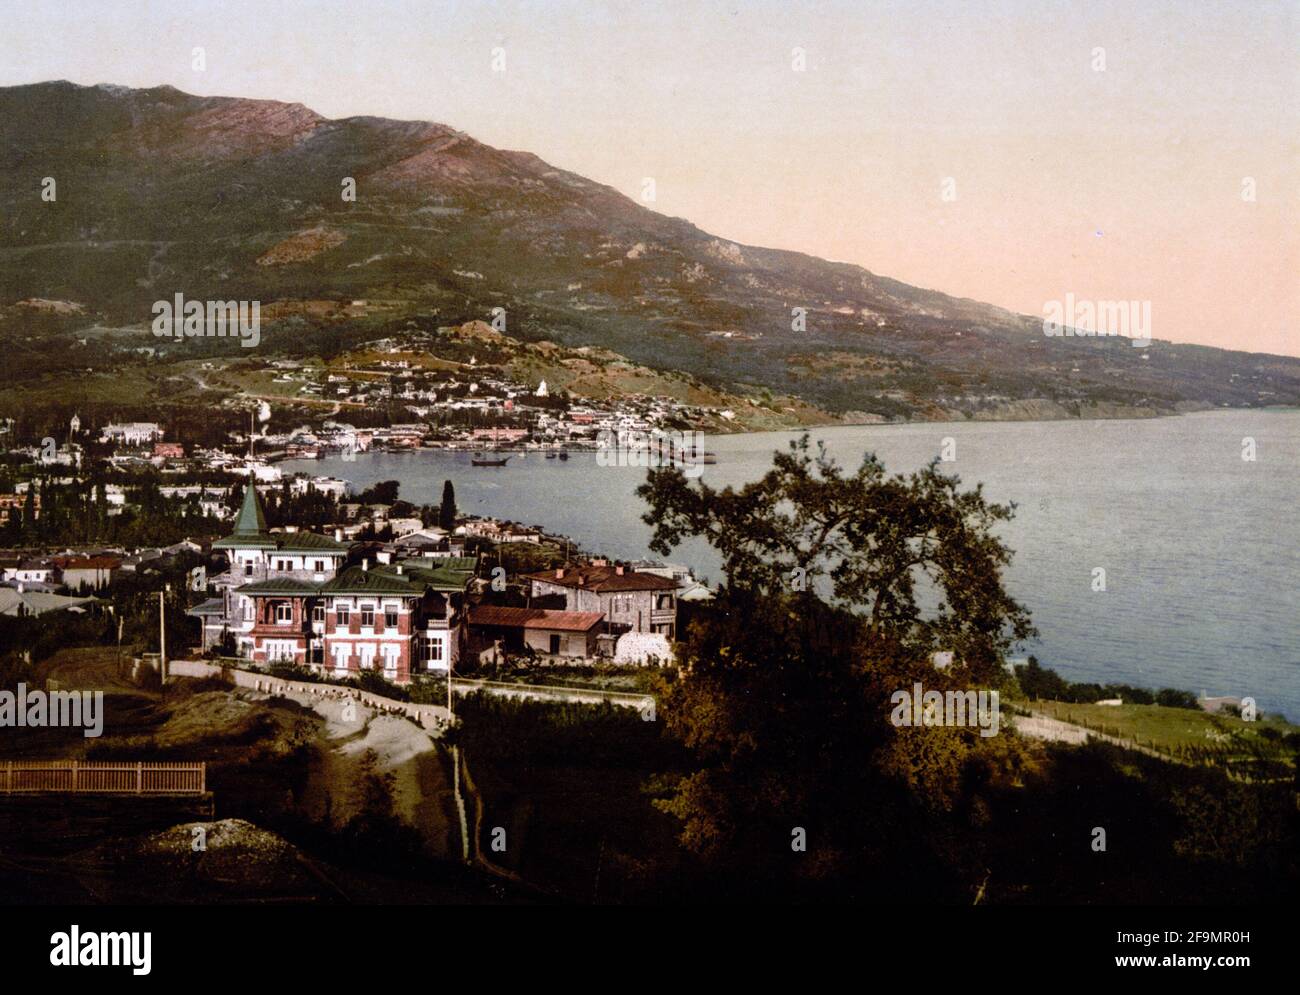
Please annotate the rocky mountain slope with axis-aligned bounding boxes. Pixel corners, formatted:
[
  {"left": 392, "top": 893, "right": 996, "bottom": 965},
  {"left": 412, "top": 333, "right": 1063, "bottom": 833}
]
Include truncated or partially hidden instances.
[{"left": 2, "top": 80, "right": 1297, "bottom": 421}]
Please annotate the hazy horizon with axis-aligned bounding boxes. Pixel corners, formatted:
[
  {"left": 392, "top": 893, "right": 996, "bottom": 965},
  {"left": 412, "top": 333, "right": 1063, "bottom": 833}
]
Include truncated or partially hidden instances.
[{"left": 3, "top": 0, "right": 1296, "bottom": 357}]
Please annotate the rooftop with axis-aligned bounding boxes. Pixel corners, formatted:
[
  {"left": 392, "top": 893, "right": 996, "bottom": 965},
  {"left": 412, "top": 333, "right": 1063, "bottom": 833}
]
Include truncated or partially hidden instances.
[
  {"left": 523, "top": 564, "right": 679, "bottom": 592},
  {"left": 468, "top": 605, "right": 605, "bottom": 632},
  {"left": 371, "top": 557, "right": 477, "bottom": 592},
  {"left": 212, "top": 487, "right": 348, "bottom": 552},
  {"left": 321, "top": 566, "right": 425, "bottom": 596},
  {"left": 234, "top": 577, "right": 322, "bottom": 596}
]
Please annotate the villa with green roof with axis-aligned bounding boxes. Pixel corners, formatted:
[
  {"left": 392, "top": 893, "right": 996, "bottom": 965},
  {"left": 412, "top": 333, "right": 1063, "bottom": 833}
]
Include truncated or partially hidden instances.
[
  {"left": 318, "top": 556, "right": 478, "bottom": 680},
  {"left": 195, "top": 486, "right": 477, "bottom": 682}
]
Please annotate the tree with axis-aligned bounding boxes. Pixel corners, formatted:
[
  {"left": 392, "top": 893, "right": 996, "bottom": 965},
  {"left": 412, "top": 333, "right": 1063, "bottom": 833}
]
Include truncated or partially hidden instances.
[
  {"left": 357, "top": 480, "right": 400, "bottom": 505},
  {"left": 638, "top": 435, "right": 1034, "bottom": 680},
  {"left": 636, "top": 436, "right": 1036, "bottom": 895},
  {"left": 439, "top": 479, "right": 457, "bottom": 531},
  {"left": 20, "top": 485, "right": 38, "bottom": 543}
]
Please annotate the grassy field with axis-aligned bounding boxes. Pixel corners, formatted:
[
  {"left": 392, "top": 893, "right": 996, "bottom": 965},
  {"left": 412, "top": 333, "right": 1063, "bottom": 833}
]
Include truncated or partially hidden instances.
[{"left": 1030, "top": 700, "right": 1298, "bottom": 770}]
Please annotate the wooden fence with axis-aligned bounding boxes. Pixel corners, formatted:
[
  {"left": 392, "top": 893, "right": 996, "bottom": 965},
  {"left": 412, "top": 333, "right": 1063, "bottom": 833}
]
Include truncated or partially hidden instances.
[{"left": 0, "top": 760, "right": 206, "bottom": 795}]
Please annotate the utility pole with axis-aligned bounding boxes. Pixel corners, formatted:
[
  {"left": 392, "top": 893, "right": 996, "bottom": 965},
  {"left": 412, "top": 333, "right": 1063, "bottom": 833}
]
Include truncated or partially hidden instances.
[{"left": 159, "top": 584, "right": 170, "bottom": 684}]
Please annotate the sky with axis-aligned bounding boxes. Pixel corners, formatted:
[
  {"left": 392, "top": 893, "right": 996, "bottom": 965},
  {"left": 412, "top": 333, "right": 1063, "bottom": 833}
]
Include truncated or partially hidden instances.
[{"left": 3, "top": 0, "right": 1296, "bottom": 356}]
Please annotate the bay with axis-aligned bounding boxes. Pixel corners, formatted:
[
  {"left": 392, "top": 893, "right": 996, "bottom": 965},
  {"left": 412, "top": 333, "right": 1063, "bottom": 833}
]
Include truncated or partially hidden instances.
[{"left": 284, "top": 409, "right": 1300, "bottom": 720}]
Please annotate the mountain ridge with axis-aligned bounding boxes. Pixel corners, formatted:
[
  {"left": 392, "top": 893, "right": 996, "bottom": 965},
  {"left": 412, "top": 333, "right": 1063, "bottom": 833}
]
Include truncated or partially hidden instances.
[{"left": 1, "top": 79, "right": 1297, "bottom": 421}]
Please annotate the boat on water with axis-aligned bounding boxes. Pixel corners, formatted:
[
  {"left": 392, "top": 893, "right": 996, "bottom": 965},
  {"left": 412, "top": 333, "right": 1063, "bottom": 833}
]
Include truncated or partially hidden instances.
[
  {"left": 671, "top": 445, "right": 717, "bottom": 465},
  {"left": 545, "top": 451, "right": 557, "bottom": 460},
  {"left": 558, "top": 451, "right": 569, "bottom": 461},
  {"left": 471, "top": 452, "right": 510, "bottom": 466}
]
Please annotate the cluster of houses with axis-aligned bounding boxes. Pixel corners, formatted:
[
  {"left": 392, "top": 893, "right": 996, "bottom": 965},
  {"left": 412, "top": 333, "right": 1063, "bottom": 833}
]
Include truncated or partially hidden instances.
[
  {"left": 247, "top": 344, "right": 721, "bottom": 455},
  {"left": 0, "top": 542, "right": 204, "bottom": 616},
  {"left": 188, "top": 487, "right": 692, "bottom": 683},
  {"left": 0, "top": 545, "right": 202, "bottom": 595}
]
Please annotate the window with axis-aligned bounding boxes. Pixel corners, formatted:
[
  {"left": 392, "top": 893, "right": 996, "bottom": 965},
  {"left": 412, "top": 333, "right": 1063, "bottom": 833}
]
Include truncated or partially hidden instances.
[
  {"left": 336, "top": 606, "right": 350, "bottom": 626},
  {"left": 275, "top": 603, "right": 293, "bottom": 624},
  {"left": 381, "top": 645, "right": 399, "bottom": 672},
  {"left": 244, "top": 562, "right": 253, "bottom": 577},
  {"left": 360, "top": 606, "right": 375, "bottom": 627},
  {"left": 358, "top": 645, "right": 376, "bottom": 669},
  {"left": 314, "top": 560, "right": 325, "bottom": 573},
  {"left": 312, "top": 604, "right": 325, "bottom": 623},
  {"left": 243, "top": 600, "right": 253, "bottom": 622},
  {"left": 384, "top": 608, "right": 398, "bottom": 628}
]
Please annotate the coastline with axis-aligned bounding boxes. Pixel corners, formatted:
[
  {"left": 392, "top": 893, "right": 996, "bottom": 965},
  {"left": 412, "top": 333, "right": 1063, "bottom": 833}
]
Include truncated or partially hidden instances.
[
  {"left": 277, "top": 409, "right": 1300, "bottom": 721},
  {"left": 264, "top": 403, "right": 1300, "bottom": 462}
]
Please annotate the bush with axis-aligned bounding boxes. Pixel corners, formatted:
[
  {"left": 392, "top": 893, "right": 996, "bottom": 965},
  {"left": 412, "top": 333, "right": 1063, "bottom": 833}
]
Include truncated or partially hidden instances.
[
  {"left": 1013, "top": 659, "right": 1201, "bottom": 710},
  {"left": 1155, "top": 688, "right": 1199, "bottom": 709},
  {"left": 267, "top": 661, "right": 319, "bottom": 683}
]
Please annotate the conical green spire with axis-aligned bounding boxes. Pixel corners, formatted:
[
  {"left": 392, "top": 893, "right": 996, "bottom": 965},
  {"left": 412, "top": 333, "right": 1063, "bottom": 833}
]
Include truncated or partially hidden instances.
[
  {"left": 232, "top": 484, "right": 268, "bottom": 536},
  {"left": 213, "top": 483, "right": 277, "bottom": 550}
]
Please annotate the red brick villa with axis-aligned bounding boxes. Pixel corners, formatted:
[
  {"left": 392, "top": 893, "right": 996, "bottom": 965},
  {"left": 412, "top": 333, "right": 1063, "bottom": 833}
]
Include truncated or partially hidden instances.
[{"left": 193, "top": 487, "right": 477, "bottom": 683}]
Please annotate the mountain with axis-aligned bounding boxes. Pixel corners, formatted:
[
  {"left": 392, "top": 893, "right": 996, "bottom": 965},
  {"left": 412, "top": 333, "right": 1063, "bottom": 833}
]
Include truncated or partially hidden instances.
[{"left": 2, "top": 79, "right": 1297, "bottom": 421}]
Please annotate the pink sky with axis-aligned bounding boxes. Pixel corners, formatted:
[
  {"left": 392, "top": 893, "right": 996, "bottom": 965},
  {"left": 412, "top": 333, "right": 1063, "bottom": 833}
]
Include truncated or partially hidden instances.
[{"left": 5, "top": 0, "right": 1297, "bottom": 356}]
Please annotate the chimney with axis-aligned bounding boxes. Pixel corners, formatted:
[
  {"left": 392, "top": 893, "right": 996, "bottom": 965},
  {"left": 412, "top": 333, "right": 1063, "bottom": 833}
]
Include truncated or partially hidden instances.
[
  {"left": 334, "top": 528, "right": 344, "bottom": 541},
  {"left": 396, "top": 564, "right": 403, "bottom": 575},
  {"left": 555, "top": 568, "right": 564, "bottom": 579},
  {"left": 362, "top": 557, "right": 370, "bottom": 571},
  {"left": 615, "top": 564, "right": 625, "bottom": 576},
  {"left": 285, "top": 525, "right": 298, "bottom": 533}
]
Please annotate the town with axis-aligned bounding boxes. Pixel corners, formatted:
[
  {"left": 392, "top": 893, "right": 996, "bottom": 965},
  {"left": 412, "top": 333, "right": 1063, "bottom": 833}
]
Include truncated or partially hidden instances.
[{"left": 0, "top": 367, "right": 717, "bottom": 680}]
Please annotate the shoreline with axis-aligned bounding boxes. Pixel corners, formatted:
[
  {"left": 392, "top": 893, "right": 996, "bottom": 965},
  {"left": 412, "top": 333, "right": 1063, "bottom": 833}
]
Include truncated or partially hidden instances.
[{"left": 268, "top": 404, "right": 1300, "bottom": 462}]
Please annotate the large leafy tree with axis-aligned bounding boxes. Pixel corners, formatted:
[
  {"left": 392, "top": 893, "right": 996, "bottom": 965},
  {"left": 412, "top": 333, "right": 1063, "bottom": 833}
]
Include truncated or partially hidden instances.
[
  {"left": 637, "top": 437, "right": 1035, "bottom": 895},
  {"left": 639, "top": 435, "right": 1033, "bottom": 679}
]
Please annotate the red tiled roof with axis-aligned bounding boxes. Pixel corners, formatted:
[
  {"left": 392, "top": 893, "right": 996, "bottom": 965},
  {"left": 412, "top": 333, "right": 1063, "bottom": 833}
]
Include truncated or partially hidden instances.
[
  {"left": 522, "top": 565, "right": 678, "bottom": 592},
  {"left": 468, "top": 605, "right": 605, "bottom": 632}
]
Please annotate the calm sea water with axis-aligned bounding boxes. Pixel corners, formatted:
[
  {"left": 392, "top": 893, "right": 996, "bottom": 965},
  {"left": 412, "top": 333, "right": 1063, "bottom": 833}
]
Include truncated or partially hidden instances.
[{"left": 284, "top": 410, "right": 1300, "bottom": 719}]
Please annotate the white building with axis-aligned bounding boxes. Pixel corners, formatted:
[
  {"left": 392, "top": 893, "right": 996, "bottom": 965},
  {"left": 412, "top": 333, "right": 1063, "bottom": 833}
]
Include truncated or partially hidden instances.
[{"left": 101, "top": 422, "right": 164, "bottom": 446}]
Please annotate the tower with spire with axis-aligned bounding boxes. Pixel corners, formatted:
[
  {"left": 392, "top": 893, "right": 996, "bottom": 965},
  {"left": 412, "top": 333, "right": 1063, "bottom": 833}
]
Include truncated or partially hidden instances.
[
  {"left": 207, "top": 485, "right": 349, "bottom": 663},
  {"left": 195, "top": 483, "right": 478, "bottom": 683}
]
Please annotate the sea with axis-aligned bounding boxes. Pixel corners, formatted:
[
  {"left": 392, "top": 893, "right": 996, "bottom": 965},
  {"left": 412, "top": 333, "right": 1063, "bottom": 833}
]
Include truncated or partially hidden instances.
[{"left": 284, "top": 409, "right": 1300, "bottom": 720}]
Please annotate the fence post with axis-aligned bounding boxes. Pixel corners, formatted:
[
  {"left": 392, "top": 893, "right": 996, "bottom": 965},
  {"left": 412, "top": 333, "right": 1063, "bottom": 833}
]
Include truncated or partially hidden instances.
[
  {"left": 70, "top": 759, "right": 78, "bottom": 792},
  {"left": 3, "top": 760, "right": 9, "bottom": 793},
  {"left": 136, "top": 761, "right": 143, "bottom": 794},
  {"left": 199, "top": 762, "right": 206, "bottom": 794}
]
